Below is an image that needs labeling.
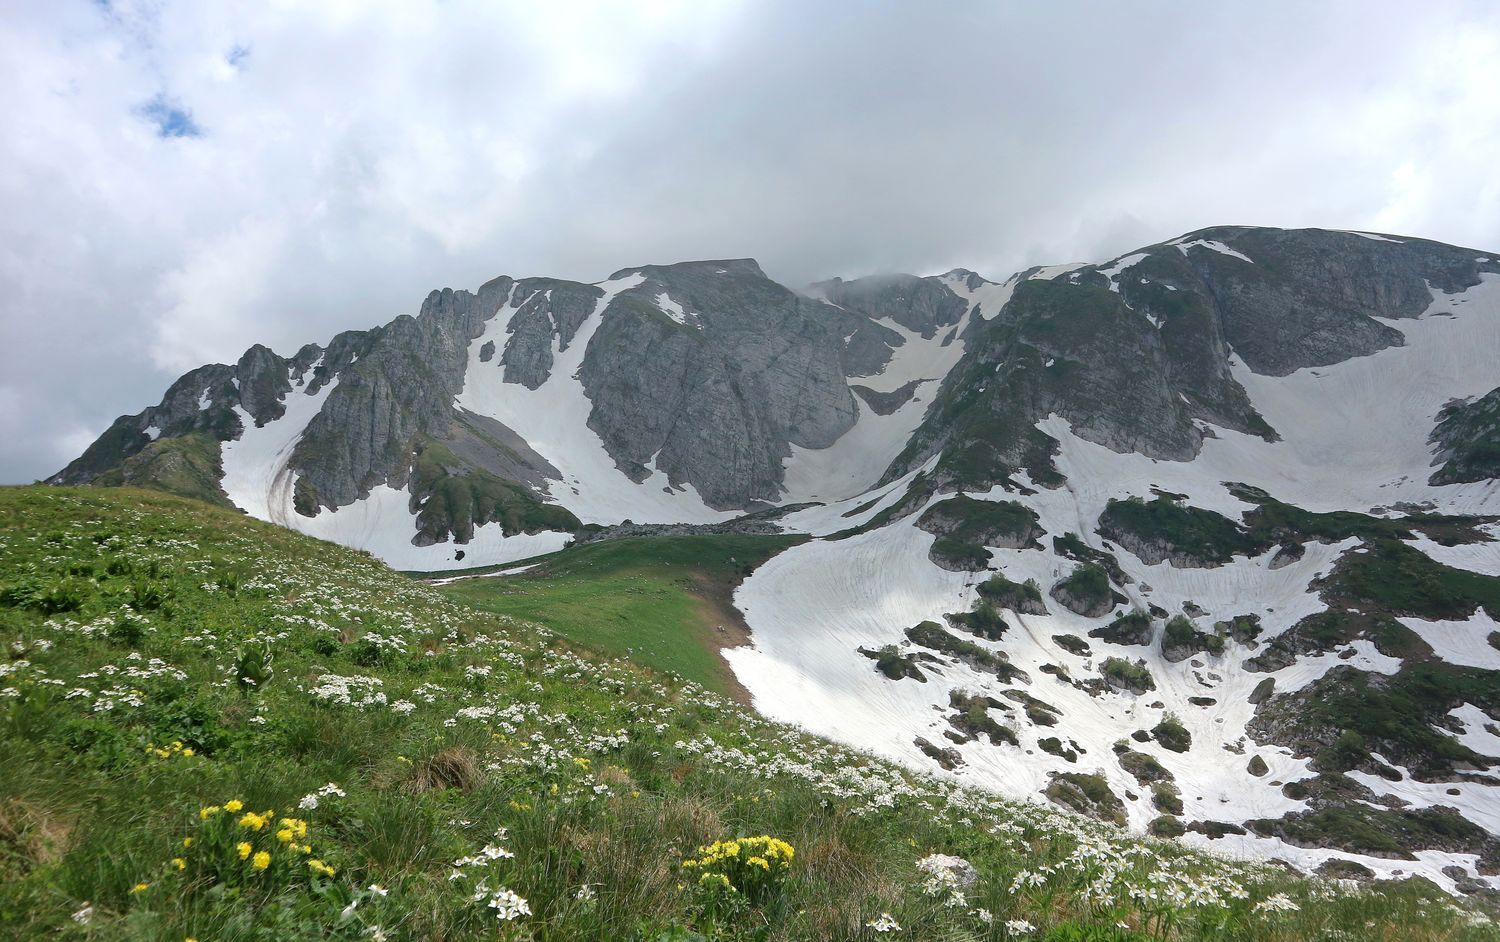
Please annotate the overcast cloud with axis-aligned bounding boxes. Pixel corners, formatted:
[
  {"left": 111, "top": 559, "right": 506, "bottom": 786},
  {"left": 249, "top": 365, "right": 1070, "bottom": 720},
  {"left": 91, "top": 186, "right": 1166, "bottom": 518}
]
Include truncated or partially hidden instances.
[{"left": 3, "top": 0, "right": 1500, "bottom": 482}]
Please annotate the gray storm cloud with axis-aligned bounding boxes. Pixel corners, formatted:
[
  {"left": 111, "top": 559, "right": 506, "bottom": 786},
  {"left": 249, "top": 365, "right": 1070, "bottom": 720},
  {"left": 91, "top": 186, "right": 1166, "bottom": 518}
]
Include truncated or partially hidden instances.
[{"left": 2, "top": 0, "right": 1499, "bottom": 482}]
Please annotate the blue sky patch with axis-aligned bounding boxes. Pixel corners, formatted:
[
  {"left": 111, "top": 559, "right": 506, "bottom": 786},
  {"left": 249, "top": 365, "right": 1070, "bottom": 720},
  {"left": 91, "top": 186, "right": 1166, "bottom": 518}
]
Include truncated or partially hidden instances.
[{"left": 140, "top": 95, "right": 201, "bottom": 139}]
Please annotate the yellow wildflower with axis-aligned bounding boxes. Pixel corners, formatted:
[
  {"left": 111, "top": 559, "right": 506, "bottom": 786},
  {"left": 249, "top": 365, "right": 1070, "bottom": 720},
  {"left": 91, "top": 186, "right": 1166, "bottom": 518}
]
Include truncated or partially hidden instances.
[
  {"left": 198, "top": 805, "right": 221, "bottom": 820},
  {"left": 238, "top": 811, "right": 267, "bottom": 831},
  {"left": 172, "top": 857, "right": 187, "bottom": 871},
  {"left": 130, "top": 882, "right": 150, "bottom": 894},
  {"left": 223, "top": 799, "right": 244, "bottom": 813},
  {"left": 237, "top": 841, "right": 252, "bottom": 860},
  {"left": 276, "top": 828, "right": 294, "bottom": 844},
  {"left": 252, "top": 851, "right": 271, "bottom": 871},
  {"left": 181, "top": 837, "right": 193, "bottom": 848},
  {"left": 181, "top": 747, "right": 194, "bottom": 757}
]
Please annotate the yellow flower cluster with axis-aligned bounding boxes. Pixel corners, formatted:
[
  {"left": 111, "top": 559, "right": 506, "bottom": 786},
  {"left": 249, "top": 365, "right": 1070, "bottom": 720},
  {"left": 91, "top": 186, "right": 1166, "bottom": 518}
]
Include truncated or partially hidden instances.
[
  {"left": 682, "top": 836, "right": 795, "bottom": 873},
  {"left": 238, "top": 810, "right": 269, "bottom": 831},
  {"left": 168, "top": 798, "right": 335, "bottom": 891},
  {"left": 144, "top": 740, "right": 195, "bottom": 760},
  {"left": 681, "top": 835, "right": 795, "bottom": 904}
]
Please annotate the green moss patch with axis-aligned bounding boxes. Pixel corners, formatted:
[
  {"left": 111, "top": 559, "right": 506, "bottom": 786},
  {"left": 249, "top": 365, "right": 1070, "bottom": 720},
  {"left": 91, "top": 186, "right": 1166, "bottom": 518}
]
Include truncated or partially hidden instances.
[
  {"left": 410, "top": 439, "right": 579, "bottom": 544},
  {"left": 1098, "top": 495, "right": 1253, "bottom": 566}
]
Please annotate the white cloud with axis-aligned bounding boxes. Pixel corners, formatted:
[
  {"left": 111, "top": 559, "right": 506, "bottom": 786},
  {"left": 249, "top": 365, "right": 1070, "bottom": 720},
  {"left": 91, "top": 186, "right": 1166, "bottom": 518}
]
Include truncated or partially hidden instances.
[{"left": 3, "top": 1, "right": 1500, "bottom": 482}]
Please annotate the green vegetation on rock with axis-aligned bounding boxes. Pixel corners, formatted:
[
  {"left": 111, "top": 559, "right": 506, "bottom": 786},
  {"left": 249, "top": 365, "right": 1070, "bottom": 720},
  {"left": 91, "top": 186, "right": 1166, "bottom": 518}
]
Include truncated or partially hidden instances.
[
  {"left": 1051, "top": 563, "right": 1116, "bottom": 617},
  {"left": 1428, "top": 386, "right": 1500, "bottom": 485},
  {"left": 1091, "top": 609, "right": 1153, "bottom": 646},
  {"left": 977, "top": 573, "right": 1048, "bottom": 614},
  {"left": 1151, "top": 714, "right": 1192, "bottom": 754},
  {"left": 1100, "top": 657, "right": 1156, "bottom": 694},
  {"left": 1098, "top": 495, "right": 1252, "bottom": 566},
  {"left": 1326, "top": 538, "right": 1500, "bottom": 620},
  {"left": 1044, "top": 772, "right": 1127, "bottom": 826},
  {"left": 409, "top": 439, "right": 580, "bottom": 544},
  {"left": 1252, "top": 663, "right": 1500, "bottom": 779},
  {"left": 917, "top": 495, "right": 1042, "bottom": 570},
  {"left": 905, "top": 620, "right": 1024, "bottom": 682},
  {"left": 90, "top": 432, "right": 233, "bottom": 509}
]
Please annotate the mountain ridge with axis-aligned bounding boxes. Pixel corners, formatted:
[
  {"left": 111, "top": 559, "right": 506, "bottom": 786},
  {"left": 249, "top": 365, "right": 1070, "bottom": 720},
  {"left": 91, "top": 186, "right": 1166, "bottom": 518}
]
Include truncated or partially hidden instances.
[{"left": 56, "top": 226, "right": 1500, "bottom": 542}]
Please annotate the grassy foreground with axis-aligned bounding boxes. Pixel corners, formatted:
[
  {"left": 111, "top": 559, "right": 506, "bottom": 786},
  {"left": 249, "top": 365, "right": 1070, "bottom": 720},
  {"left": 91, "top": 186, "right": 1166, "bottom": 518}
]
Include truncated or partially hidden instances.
[
  {"left": 433, "top": 533, "right": 805, "bottom": 698},
  {"left": 0, "top": 486, "right": 1495, "bottom": 941}
]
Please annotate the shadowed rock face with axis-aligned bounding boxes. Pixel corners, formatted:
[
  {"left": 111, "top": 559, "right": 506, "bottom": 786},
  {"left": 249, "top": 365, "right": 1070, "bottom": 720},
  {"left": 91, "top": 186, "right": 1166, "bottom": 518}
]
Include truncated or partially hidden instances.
[
  {"left": 52, "top": 227, "right": 1500, "bottom": 542},
  {"left": 885, "top": 226, "right": 1500, "bottom": 493},
  {"left": 811, "top": 272, "right": 970, "bottom": 339},
  {"left": 289, "top": 277, "right": 516, "bottom": 512},
  {"left": 1185, "top": 227, "right": 1490, "bottom": 375},
  {"left": 1429, "top": 385, "right": 1500, "bottom": 485},
  {"left": 48, "top": 337, "right": 349, "bottom": 488},
  {"left": 577, "top": 260, "right": 863, "bottom": 507},
  {"left": 499, "top": 278, "right": 605, "bottom": 390}
]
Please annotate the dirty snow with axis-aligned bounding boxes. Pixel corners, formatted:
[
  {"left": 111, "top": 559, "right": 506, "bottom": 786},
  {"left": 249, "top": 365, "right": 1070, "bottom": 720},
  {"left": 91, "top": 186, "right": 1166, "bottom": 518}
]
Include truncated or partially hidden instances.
[
  {"left": 654, "top": 291, "right": 699, "bottom": 329},
  {"left": 1096, "top": 253, "right": 1150, "bottom": 293},
  {"left": 1174, "top": 240, "right": 1254, "bottom": 264}
]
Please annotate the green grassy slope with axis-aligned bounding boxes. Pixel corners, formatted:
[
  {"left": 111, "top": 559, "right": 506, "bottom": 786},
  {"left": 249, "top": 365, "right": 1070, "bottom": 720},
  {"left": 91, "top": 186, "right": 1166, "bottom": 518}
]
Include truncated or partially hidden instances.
[
  {"left": 435, "top": 534, "right": 806, "bottom": 698},
  {"left": 0, "top": 486, "right": 1494, "bottom": 941}
]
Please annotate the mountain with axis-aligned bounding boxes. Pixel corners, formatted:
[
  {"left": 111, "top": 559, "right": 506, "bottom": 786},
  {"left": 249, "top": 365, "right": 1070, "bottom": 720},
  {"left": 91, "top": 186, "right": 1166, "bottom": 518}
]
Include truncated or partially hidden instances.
[{"left": 55, "top": 226, "right": 1500, "bottom": 894}]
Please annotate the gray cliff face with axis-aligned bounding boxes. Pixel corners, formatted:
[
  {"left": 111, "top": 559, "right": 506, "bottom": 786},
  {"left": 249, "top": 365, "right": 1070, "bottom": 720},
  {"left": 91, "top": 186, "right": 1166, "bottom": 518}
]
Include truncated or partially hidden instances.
[
  {"left": 886, "top": 226, "right": 1500, "bottom": 494},
  {"left": 49, "top": 339, "right": 345, "bottom": 488},
  {"left": 813, "top": 273, "right": 969, "bottom": 339},
  {"left": 288, "top": 277, "right": 515, "bottom": 513},
  {"left": 577, "top": 260, "right": 861, "bottom": 507},
  {"left": 886, "top": 274, "right": 1242, "bottom": 496},
  {"left": 812, "top": 272, "right": 970, "bottom": 379},
  {"left": 1165, "top": 227, "right": 1493, "bottom": 376},
  {"left": 498, "top": 278, "right": 605, "bottom": 389}
]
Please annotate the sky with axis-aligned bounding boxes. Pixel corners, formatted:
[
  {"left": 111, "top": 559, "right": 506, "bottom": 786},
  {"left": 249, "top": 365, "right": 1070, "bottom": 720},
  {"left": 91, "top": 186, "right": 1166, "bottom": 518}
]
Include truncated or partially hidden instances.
[{"left": 3, "top": 1, "right": 1500, "bottom": 483}]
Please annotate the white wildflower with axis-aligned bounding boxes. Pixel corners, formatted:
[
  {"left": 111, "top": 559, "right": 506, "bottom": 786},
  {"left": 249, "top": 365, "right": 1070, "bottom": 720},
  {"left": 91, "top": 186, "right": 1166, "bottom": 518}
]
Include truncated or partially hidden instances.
[
  {"left": 487, "top": 887, "right": 531, "bottom": 921},
  {"left": 866, "top": 913, "right": 902, "bottom": 932},
  {"left": 1254, "top": 892, "right": 1300, "bottom": 913}
]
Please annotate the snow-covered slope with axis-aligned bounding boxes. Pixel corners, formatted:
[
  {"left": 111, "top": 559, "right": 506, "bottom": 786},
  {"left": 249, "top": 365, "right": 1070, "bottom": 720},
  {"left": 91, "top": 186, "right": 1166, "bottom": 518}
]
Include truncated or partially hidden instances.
[{"left": 731, "top": 267, "right": 1500, "bottom": 892}]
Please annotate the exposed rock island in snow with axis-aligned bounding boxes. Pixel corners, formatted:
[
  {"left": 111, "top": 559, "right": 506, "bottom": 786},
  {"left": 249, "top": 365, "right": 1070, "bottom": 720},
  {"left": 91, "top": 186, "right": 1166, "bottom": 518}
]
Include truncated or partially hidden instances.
[{"left": 55, "top": 225, "right": 1500, "bottom": 893}]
